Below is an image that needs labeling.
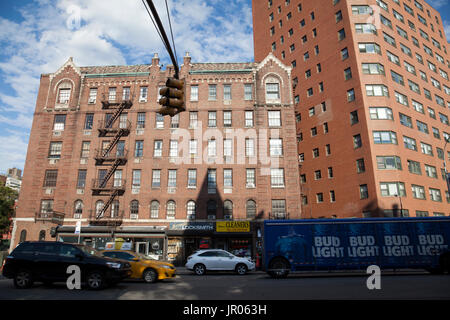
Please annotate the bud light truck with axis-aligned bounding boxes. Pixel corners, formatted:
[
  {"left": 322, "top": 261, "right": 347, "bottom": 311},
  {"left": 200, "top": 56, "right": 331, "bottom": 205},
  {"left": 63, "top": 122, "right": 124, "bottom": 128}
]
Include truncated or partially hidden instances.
[{"left": 264, "top": 217, "right": 450, "bottom": 278}]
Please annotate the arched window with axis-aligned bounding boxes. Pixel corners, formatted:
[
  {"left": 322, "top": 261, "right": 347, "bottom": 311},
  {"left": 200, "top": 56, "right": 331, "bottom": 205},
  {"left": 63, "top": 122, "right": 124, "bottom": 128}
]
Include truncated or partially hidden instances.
[
  {"left": 187, "top": 200, "right": 196, "bottom": 219},
  {"left": 19, "top": 230, "right": 27, "bottom": 243},
  {"left": 57, "top": 81, "right": 72, "bottom": 104},
  {"left": 95, "top": 200, "right": 104, "bottom": 218},
  {"left": 166, "top": 200, "right": 176, "bottom": 219},
  {"left": 39, "top": 230, "right": 46, "bottom": 241},
  {"left": 223, "top": 200, "right": 233, "bottom": 219},
  {"left": 150, "top": 200, "right": 160, "bottom": 218},
  {"left": 246, "top": 200, "right": 256, "bottom": 219},
  {"left": 74, "top": 200, "right": 83, "bottom": 217},
  {"left": 265, "top": 75, "right": 281, "bottom": 103},
  {"left": 130, "top": 200, "right": 139, "bottom": 218},
  {"left": 207, "top": 200, "right": 217, "bottom": 219}
]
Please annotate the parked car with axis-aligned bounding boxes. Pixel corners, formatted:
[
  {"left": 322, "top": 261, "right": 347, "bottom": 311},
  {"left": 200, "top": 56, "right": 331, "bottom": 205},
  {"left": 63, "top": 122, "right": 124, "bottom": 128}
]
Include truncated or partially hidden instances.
[
  {"left": 2, "top": 241, "right": 131, "bottom": 290},
  {"left": 101, "top": 250, "right": 176, "bottom": 283},
  {"left": 185, "top": 249, "right": 255, "bottom": 275}
]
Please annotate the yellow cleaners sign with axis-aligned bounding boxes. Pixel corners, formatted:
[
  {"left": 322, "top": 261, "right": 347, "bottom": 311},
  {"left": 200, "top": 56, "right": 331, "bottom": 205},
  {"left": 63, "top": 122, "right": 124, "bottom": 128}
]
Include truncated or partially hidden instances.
[{"left": 216, "top": 221, "right": 250, "bottom": 233}]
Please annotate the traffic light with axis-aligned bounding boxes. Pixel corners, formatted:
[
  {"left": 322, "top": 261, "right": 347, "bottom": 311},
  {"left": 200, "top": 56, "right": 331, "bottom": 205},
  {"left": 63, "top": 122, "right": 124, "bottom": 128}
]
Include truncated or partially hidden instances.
[{"left": 157, "top": 77, "right": 185, "bottom": 117}]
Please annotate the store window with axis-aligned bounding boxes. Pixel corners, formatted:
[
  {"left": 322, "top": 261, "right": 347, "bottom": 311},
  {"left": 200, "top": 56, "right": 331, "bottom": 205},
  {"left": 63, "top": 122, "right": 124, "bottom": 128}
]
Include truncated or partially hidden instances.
[{"left": 246, "top": 200, "right": 256, "bottom": 218}]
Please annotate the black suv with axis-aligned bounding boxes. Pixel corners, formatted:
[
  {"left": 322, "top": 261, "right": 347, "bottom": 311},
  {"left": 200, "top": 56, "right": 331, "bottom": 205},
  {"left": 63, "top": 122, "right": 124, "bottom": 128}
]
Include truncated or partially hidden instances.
[{"left": 2, "top": 241, "right": 131, "bottom": 290}]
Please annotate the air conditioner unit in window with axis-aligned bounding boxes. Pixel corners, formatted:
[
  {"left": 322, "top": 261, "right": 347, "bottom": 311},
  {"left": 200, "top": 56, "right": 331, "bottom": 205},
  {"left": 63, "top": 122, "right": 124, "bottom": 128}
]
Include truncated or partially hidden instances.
[
  {"left": 224, "top": 215, "right": 232, "bottom": 220},
  {"left": 76, "top": 189, "right": 84, "bottom": 195},
  {"left": 73, "top": 214, "right": 82, "bottom": 219},
  {"left": 88, "top": 98, "right": 96, "bottom": 104},
  {"left": 207, "top": 215, "right": 216, "bottom": 220},
  {"left": 45, "top": 188, "right": 53, "bottom": 195},
  {"left": 53, "top": 131, "right": 62, "bottom": 136},
  {"left": 49, "top": 159, "right": 59, "bottom": 165},
  {"left": 130, "top": 214, "right": 138, "bottom": 220},
  {"left": 139, "top": 98, "right": 147, "bottom": 103},
  {"left": 60, "top": 100, "right": 69, "bottom": 104}
]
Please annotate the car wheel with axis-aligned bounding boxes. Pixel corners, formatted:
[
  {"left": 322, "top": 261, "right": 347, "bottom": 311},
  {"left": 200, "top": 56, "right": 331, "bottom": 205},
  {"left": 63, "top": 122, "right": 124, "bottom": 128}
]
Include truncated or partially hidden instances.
[
  {"left": 14, "top": 269, "right": 33, "bottom": 289},
  {"left": 268, "top": 258, "right": 290, "bottom": 279},
  {"left": 86, "top": 271, "right": 105, "bottom": 290},
  {"left": 143, "top": 269, "right": 158, "bottom": 283},
  {"left": 193, "top": 264, "right": 206, "bottom": 276},
  {"left": 235, "top": 264, "right": 248, "bottom": 275}
]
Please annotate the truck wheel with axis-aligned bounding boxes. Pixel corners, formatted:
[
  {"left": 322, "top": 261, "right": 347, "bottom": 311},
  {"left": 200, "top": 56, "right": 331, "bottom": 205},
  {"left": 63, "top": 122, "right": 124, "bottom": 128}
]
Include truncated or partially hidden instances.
[
  {"left": 143, "top": 268, "right": 158, "bottom": 283},
  {"left": 14, "top": 269, "right": 33, "bottom": 289},
  {"left": 268, "top": 258, "right": 290, "bottom": 279},
  {"left": 439, "top": 253, "right": 450, "bottom": 274},
  {"left": 86, "top": 271, "right": 105, "bottom": 290},
  {"left": 194, "top": 264, "right": 206, "bottom": 276},
  {"left": 235, "top": 264, "right": 248, "bottom": 275}
]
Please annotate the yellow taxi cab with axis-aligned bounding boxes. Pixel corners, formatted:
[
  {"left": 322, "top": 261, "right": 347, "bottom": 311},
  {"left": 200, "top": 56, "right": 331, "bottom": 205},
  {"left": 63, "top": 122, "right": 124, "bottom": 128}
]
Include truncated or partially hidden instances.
[{"left": 100, "top": 250, "right": 176, "bottom": 283}]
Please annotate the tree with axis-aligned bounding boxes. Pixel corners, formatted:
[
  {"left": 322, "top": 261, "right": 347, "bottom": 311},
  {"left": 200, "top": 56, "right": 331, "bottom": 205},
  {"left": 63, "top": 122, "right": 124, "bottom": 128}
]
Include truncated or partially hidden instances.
[{"left": 0, "top": 186, "right": 18, "bottom": 236}]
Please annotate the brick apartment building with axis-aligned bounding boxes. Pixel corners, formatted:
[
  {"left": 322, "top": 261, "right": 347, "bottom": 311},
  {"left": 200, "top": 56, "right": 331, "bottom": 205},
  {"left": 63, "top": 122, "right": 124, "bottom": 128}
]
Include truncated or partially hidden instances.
[
  {"left": 10, "top": 52, "right": 301, "bottom": 264},
  {"left": 253, "top": 0, "right": 450, "bottom": 218}
]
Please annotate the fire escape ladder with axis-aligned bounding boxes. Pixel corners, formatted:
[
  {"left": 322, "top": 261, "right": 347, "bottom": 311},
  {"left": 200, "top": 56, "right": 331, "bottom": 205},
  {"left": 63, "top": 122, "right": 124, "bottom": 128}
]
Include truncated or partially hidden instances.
[
  {"left": 105, "top": 101, "right": 128, "bottom": 128},
  {"left": 98, "top": 159, "right": 122, "bottom": 189},
  {"left": 96, "top": 190, "right": 119, "bottom": 219},
  {"left": 101, "top": 130, "right": 125, "bottom": 158}
]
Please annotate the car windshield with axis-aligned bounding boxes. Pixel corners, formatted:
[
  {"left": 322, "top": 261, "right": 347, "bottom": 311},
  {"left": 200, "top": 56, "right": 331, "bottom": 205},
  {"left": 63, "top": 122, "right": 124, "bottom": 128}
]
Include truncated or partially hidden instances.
[{"left": 76, "top": 245, "right": 102, "bottom": 257}]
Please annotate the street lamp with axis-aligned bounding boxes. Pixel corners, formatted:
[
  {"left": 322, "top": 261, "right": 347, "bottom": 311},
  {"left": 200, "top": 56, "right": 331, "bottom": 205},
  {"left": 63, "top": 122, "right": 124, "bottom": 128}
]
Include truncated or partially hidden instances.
[{"left": 394, "top": 194, "right": 403, "bottom": 217}]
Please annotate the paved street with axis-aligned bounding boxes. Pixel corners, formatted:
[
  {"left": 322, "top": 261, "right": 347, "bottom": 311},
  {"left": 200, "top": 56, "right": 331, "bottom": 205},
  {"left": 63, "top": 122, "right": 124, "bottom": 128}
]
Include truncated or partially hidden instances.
[{"left": 0, "top": 269, "right": 449, "bottom": 300}]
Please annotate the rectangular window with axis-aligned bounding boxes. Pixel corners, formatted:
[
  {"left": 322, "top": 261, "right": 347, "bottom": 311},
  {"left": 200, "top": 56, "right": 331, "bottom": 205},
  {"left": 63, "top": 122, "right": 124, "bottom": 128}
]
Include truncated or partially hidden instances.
[
  {"left": 207, "top": 169, "right": 217, "bottom": 190},
  {"left": 358, "top": 43, "right": 381, "bottom": 54},
  {"left": 208, "top": 111, "right": 217, "bottom": 127},
  {"left": 380, "top": 182, "right": 406, "bottom": 197},
  {"left": 137, "top": 112, "right": 146, "bottom": 129},
  {"left": 403, "top": 136, "right": 417, "bottom": 151},
  {"left": 190, "top": 85, "right": 198, "bottom": 101},
  {"left": 420, "top": 142, "right": 433, "bottom": 155},
  {"left": 53, "top": 114, "right": 66, "bottom": 131},
  {"left": 153, "top": 140, "right": 163, "bottom": 157},
  {"left": 187, "top": 169, "right": 197, "bottom": 188},
  {"left": 223, "top": 84, "right": 231, "bottom": 100},
  {"left": 271, "top": 168, "right": 285, "bottom": 187},
  {"left": 245, "top": 139, "right": 255, "bottom": 157},
  {"left": 268, "top": 110, "right": 281, "bottom": 127},
  {"left": 360, "top": 184, "right": 369, "bottom": 199},
  {"left": 366, "top": 85, "right": 389, "bottom": 97},
  {"left": 272, "top": 200, "right": 286, "bottom": 217},
  {"left": 208, "top": 85, "right": 217, "bottom": 100},
  {"left": 44, "top": 170, "right": 58, "bottom": 187},
  {"left": 424, "top": 164, "right": 437, "bottom": 179},
  {"left": 189, "top": 111, "right": 198, "bottom": 128},
  {"left": 155, "top": 113, "right": 164, "bottom": 129},
  {"left": 244, "top": 84, "right": 253, "bottom": 100},
  {"left": 429, "top": 188, "right": 442, "bottom": 202},
  {"left": 139, "top": 87, "right": 148, "bottom": 102},
  {"left": 169, "top": 140, "right": 178, "bottom": 158},
  {"left": 189, "top": 140, "right": 197, "bottom": 157},
  {"left": 245, "top": 111, "right": 254, "bottom": 127},
  {"left": 412, "top": 184, "right": 426, "bottom": 199},
  {"left": 58, "top": 88, "right": 71, "bottom": 104},
  {"left": 377, "top": 156, "right": 402, "bottom": 170},
  {"left": 408, "top": 159, "right": 422, "bottom": 175},
  {"left": 168, "top": 170, "right": 177, "bottom": 188},
  {"left": 49, "top": 142, "right": 62, "bottom": 159},
  {"left": 223, "top": 111, "right": 232, "bottom": 127},
  {"left": 132, "top": 170, "right": 141, "bottom": 187},
  {"left": 81, "top": 141, "right": 90, "bottom": 158},
  {"left": 223, "top": 169, "right": 233, "bottom": 188},
  {"left": 76, "top": 170, "right": 87, "bottom": 189},
  {"left": 88, "top": 88, "right": 97, "bottom": 103},
  {"left": 223, "top": 139, "right": 232, "bottom": 158},
  {"left": 370, "top": 107, "right": 393, "bottom": 120},
  {"left": 135, "top": 140, "right": 144, "bottom": 157},
  {"left": 123, "top": 87, "right": 130, "bottom": 100},
  {"left": 246, "top": 169, "right": 256, "bottom": 188},
  {"left": 152, "top": 170, "right": 161, "bottom": 188},
  {"left": 373, "top": 131, "right": 397, "bottom": 144},
  {"left": 270, "top": 139, "right": 283, "bottom": 157},
  {"left": 208, "top": 139, "right": 217, "bottom": 157}
]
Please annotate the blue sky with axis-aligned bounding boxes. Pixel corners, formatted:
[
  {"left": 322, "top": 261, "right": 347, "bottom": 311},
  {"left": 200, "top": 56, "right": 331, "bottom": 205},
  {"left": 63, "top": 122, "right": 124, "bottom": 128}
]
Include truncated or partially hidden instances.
[{"left": 0, "top": 0, "right": 449, "bottom": 175}]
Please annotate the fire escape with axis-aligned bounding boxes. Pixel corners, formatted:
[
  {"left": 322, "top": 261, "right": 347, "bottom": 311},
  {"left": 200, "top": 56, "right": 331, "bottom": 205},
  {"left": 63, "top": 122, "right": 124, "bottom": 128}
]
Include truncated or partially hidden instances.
[{"left": 89, "top": 92, "right": 132, "bottom": 226}]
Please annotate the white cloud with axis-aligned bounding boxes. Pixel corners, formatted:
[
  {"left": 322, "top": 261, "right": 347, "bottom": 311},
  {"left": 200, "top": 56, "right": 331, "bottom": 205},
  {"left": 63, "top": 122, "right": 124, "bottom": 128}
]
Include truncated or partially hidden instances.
[
  {"left": 426, "top": 0, "right": 448, "bottom": 9},
  {"left": 0, "top": 0, "right": 254, "bottom": 172}
]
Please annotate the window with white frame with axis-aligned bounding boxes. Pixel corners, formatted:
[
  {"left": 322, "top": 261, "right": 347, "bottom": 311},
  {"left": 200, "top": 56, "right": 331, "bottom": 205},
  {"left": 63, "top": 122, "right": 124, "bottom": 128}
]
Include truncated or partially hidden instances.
[
  {"left": 271, "top": 168, "right": 285, "bottom": 187},
  {"left": 190, "top": 85, "right": 198, "bottom": 101},
  {"left": 268, "top": 110, "right": 281, "bottom": 127}
]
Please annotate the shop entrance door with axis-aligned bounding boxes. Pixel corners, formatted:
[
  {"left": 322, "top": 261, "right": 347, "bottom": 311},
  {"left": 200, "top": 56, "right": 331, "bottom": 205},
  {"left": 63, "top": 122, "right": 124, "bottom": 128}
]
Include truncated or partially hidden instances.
[
  {"left": 136, "top": 242, "right": 148, "bottom": 255},
  {"left": 216, "top": 239, "right": 227, "bottom": 250}
]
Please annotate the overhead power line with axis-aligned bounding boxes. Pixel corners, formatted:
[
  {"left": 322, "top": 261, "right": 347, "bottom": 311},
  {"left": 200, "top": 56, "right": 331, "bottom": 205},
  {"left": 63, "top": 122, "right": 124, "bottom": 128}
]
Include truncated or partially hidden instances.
[{"left": 142, "top": 0, "right": 180, "bottom": 79}]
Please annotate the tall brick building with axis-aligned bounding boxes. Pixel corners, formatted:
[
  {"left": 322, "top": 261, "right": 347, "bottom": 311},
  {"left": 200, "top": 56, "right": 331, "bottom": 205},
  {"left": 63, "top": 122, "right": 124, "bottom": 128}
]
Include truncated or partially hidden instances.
[
  {"left": 10, "top": 52, "right": 301, "bottom": 264},
  {"left": 253, "top": 0, "right": 450, "bottom": 218}
]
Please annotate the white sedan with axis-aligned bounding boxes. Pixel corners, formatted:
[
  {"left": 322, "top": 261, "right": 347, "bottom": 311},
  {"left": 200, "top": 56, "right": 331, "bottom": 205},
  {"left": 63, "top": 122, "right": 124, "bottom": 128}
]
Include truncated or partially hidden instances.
[{"left": 185, "top": 249, "right": 255, "bottom": 275}]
